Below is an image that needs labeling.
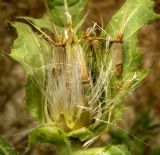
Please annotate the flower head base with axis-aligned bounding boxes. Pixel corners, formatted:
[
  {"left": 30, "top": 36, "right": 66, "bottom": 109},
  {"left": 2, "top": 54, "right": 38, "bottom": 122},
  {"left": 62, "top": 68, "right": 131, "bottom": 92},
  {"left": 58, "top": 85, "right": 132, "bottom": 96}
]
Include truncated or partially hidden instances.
[{"left": 34, "top": 8, "right": 116, "bottom": 131}]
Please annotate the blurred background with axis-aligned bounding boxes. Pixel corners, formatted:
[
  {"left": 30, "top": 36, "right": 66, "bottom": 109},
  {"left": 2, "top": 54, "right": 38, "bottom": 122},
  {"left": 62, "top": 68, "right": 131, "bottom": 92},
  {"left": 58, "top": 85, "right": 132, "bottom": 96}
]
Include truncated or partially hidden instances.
[{"left": 0, "top": 0, "right": 160, "bottom": 154}]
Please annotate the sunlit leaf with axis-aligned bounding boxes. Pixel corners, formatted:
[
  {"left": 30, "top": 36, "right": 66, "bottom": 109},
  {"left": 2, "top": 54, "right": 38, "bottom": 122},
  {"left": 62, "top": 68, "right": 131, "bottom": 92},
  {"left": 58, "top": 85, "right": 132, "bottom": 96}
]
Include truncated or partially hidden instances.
[
  {"left": 105, "top": 0, "right": 160, "bottom": 39},
  {"left": 10, "top": 22, "right": 51, "bottom": 122},
  {"left": 10, "top": 22, "right": 45, "bottom": 79},
  {"left": 47, "top": 0, "right": 87, "bottom": 28},
  {"left": 29, "top": 125, "right": 68, "bottom": 146},
  {"left": 67, "top": 127, "right": 94, "bottom": 141},
  {"left": 21, "top": 0, "right": 87, "bottom": 35},
  {"left": 104, "top": 0, "right": 160, "bottom": 94}
]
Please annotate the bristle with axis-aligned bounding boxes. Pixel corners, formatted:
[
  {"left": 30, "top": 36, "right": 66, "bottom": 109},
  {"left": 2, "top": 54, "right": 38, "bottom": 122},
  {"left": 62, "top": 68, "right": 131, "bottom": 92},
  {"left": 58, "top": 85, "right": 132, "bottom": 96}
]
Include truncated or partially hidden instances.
[
  {"left": 74, "top": 12, "right": 89, "bottom": 34},
  {"left": 28, "top": 3, "right": 132, "bottom": 131}
]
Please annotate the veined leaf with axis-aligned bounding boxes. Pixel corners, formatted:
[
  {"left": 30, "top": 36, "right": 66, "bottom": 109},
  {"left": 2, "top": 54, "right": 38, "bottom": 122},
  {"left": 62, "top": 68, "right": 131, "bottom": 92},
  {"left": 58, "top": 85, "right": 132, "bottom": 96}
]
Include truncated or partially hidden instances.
[
  {"left": 105, "top": 0, "right": 160, "bottom": 94},
  {"left": 17, "top": 16, "right": 54, "bottom": 33},
  {"left": 10, "top": 22, "right": 52, "bottom": 122},
  {"left": 47, "top": 0, "right": 87, "bottom": 28},
  {"left": 21, "top": 0, "right": 87, "bottom": 35},
  {"left": 0, "top": 138, "right": 19, "bottom": 155},
  {"left": 106, "top": 0, "right": 160, "bottom": 40},
  {"left": 105, "top": 0, "right": 159, "bottom": 76},
  {"left": 10, "top": 22, "right": 45, "bottom": 79},
  {"left": 29, "top": 125, "right": 68, "bottom": 146},
  {"left": 123, "top": 33, "right": 142, "bottom": 72}
]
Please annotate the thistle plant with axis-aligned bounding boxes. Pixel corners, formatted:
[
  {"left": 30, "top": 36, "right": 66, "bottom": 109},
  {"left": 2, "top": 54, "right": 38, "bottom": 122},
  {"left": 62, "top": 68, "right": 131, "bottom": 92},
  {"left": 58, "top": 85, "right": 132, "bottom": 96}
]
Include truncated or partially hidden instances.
[{"left": 6, "top": 0, "right": 160, "bottom": 154}]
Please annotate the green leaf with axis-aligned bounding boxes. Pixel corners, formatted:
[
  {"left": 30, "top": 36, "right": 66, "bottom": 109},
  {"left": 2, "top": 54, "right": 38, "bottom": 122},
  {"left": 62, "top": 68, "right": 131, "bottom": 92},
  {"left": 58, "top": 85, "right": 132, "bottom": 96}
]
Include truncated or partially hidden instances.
[
  {"left": 123, "top": 33, "right": 141, "bottom": 72},
  {"left": 47, "top": 0, "right": 87, "bottom": 27},
  {"left": 105, "top": 0, "right": 160, "bottom": 75},
  {"left": 67, "top": 127, "right": 94, "bottom": 141},
  {"left": 29, "top": 125, "right": 68, "bottom": 146},
  {"left": 0, "top": 137, "right": 19, "bottom": 155},
  {"left": 17, "top": 16, "right": 54, "bottom": 33},
  {"left": 105, "top": 0, "right": 160, "bottom": 40},
  {"left": 10, "top": 22, "right": 45, "bottom": 79},
  {"left": 105, "top": 0, "right": 160, "bottom": 79},
  {"left": 25, "top": 78, "right": 44, "bottom": 122},
  {"left": 104, "top": 0, "right": 160, "bottom": 95},
  {"left": 10, "top": 22, "right": 45, "bottom": 121},
  {"left": 72, "top": 145, "right": 131, "bottom": 155},
  {"left": 10, "top": 22, "right": 52, "bottom": 122},
  {"left": 21, "top": 0, "right": 87, "bottom": 35}
]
